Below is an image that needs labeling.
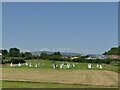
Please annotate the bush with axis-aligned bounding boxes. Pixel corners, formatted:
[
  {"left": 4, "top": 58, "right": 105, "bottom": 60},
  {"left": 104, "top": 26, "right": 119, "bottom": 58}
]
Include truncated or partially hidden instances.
[
  {"left": 5, "top": 57, "right": 25, "bottom": 64},
  {"left": 24, "top": 56, "right": 32, "bottom": 60},
  {"left": 110, "top": 61, "right": 119, "bottom": 66}
]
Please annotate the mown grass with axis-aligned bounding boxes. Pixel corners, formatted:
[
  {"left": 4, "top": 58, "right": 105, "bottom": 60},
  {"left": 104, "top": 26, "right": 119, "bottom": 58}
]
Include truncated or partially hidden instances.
[
  {"left": 1, "top": 60, "right": 119, "bottom": 88},
  {"left": 1, "top": 59, "right": 119, "bottom": 72},
  {"left": 1, "top": 80, "right": 115, "bottom": 88}
]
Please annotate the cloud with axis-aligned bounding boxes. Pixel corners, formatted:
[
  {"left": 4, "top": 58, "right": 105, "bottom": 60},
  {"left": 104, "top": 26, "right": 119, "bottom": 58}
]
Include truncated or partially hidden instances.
[
  {"left": 58, "top": 48, "right": 75, "bottom": 52},
  {"left": 21, "top": 49, "right": 31, "bottom": 52},
  {"left": 40, "top": 48, "right": 50, "bottom": 51},
  {"left": 38, "top": 47, "right": 89, "bottom": 54}
]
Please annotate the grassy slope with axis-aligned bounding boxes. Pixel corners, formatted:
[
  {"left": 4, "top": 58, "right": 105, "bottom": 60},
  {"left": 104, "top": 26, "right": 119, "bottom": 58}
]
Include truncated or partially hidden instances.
[
  {"left": 103, "top": 47, "right": 120, "bottom": 55},
  {"left": 1, "top": 59, "right": 119, "bottom": 88},
  {"left": 2, "top": 80, "right": 112, "bottom": 88},
  {"left": 2, "top": 59, "right": 118, "bottom": 72},
  {"left": 2, "top": 68, "right": 118, "bottom": 88}
]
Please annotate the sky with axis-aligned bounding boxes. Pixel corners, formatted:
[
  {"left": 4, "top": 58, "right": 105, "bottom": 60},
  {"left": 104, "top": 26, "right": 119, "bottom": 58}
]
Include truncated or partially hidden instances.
[
  {"left": 0, "top": 2, "right": 1, "bottom": 49},
  {"left": 2, "top": 2, "right": 118, "bottom": 54}
]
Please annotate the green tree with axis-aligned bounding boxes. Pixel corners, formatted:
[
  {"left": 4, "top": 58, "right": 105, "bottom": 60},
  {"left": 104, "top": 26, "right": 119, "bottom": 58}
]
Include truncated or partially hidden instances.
[
  {"left": 40, "top": 53, "right": 49, "bottom": 59},
  {"left": 9, "top": 48, "right": 20, "bottom": 57},
  {"left": 24, "top": 52, "right": 32, "bottom": 60},
  {"left": 24, "top": 52, "right": 32, "bottom": 56},
  {"left": 49, "top": 51, "right": 62, "bottom": 61},
  {"left": 20, "top": 52, "right": 25, "bottom": 58},
  {"left": 52, "top": 51, "right": 61, "bottom": 56},
  {"left": 2, "top": 49, "right": 8, "bottom": 56}
]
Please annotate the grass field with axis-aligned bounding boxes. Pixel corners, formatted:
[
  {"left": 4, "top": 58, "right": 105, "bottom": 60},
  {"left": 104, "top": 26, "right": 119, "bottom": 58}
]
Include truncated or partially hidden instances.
[
  {"left": 2, "top": 59, "right": 119, "bottom": 72},
  {"left": 1, "top": 80, "right": 117, "bottom": 88},
  {"left": 1, "top": 59, "right": 119, "bottom": 88}
]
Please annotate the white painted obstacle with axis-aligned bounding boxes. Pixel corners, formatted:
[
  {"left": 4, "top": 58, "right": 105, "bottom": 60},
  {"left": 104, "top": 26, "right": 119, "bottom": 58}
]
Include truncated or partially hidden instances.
[
  {"left": 60, "top": 64, "right": 63, "bottom": 68},
  {"left": 35, "top": 63, "right": 38, "bottom": 67},
  {"left": 99, "top": 64, "right": 102, "bottom": 69},
  {"left": 67, "top": 64, "right": 70, "bottom": 68},
  {"left": 10, "top": 63, "right": 13, "bottom": 67},
  {"left": 18, "top": 62, "right": 21, "bottom": 67},
  {"left": 88, "top": 63, "right": 92, "bottom": 69},
  {"left": 60, "top": 63, "right": 64, "bottom": 68},
  {"left": 72, "top": 63, "right": 75, "bottom": 67},
  {"left": 29, "top": 63, "right": 32, "bottom": 67},
  {"left": 96, "top": 64, "right": 103, "bottom": 69},
  {"left": 52, "top": 64, "right": 56, "bottom": 68},
  {"left": 60, "top": 63, "right": 70, "bottom": 69},
  {"left": 97, "top": 64, "right": 99, "bottom": 68},
  {"left": 38, "top": 63, "right": 40, "bottom": 66},
  {"left": 26, "top": 63, "right": 28, "bottom": 66}
]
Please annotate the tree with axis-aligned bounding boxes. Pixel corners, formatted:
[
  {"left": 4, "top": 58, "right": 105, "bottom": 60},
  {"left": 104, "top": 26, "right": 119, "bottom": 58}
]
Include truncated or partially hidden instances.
[
  {"left": 24, "top": 52, "right": 32, "bottom": 57},
  {"left": 20, "top": 52, "right": 25, "bottom": 58},
  {"left": 52, "top": 51, "right": 61, "bottom": 56},
  {"left": 24, "top": 52, "right": 32, "bottom": 60},
  {"left": 49, "top": 51, "right": 62, "bottom": 61},
  {"left": 8, "top": 57, "right": 25, "bottom": 64},
  {"left": 40, "top": 53, "right": 49, "bottom": 59},
  {"left": 9, "top": 48, "right": 20, "bottom": 57},
  {"left": 2, "top": 49, "right": 8, "bottom": 56}
]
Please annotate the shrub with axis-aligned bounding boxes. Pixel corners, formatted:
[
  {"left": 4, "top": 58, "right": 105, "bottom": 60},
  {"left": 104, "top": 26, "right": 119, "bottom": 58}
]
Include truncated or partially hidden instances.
[{"left": 6, "top": 57, "right": 25, "bottom": 64}]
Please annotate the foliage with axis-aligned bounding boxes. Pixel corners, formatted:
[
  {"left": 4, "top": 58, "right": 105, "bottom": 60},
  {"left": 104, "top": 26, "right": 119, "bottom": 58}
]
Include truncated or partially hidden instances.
[
  {"left": 20, "top": 52, "right": 25, "bottom": 58},
  {"left": 24, "top": 52, "right": 33, "bottom": 60},
  {"left": 5, "top": 57, "right": 25, "bottom": 64},
  {"left": 1, "top": 47, "right": 120, "bottom": 65},
  {"left": 9, "top": 48, "right": 20, "bottom": 57},
  {"left": 1, "top": 49, "right": 8, "bottom": 56},
  {"left": 103, "top": 47, "right": 120, "bottom": 55},
  {"left": 40, "top": 53, "right": 49, "bottom": 59}
]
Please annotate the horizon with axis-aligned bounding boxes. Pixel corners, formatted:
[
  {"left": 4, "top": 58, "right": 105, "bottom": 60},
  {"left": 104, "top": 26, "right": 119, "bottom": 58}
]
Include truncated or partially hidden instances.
[
  {"left": 1, "top": 46, "right": 118, "bottom": 55},
  {"left": 2, "top": 2, "right": 118, "bottom": 54}
]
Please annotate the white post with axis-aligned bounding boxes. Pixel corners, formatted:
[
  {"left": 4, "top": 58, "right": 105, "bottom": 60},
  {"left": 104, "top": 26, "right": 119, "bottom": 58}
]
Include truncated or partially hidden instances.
[
  {"left": 38, "top": 63, "right": 40, "bottom": 66},
  {"left": 88, "top": 63, "right": 91, "bottom": 69},
  {"left": 99, "top": 64, "right": 102, "bottom": 69},
  {"left": 52, "top": 64, "right": 55, "bottom": 68},
  {"left": 29, "top": 63, "right": 32, "bottom": 67},
  {"left": 26, "top": 63, "right": 28, "bottom": 66},
  {"left": 60, "top": 64, "right": 63, "bottom": 68},
  {"left": 10, "top": 63, "right": 13, "bottom": 67},
  {"left": 18, "top": 62, "right": 21, "bottom": 67},
  {"left": 97, "top": 64, "right": 99, "bottom": 68},
  {"left": 67, "top": 64, "right": 70, "bottom": 68},
  {"left": 73, "top": 63, "right": 75, "bottom": 67},
  {"left": 35, "top": 63, "right": 37, "bottom": 67}
]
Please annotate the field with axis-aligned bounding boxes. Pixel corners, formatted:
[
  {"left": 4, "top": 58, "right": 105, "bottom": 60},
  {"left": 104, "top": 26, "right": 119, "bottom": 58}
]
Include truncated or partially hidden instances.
[{"left": 1, "top": 59, "right": 119, "bottom": 88}]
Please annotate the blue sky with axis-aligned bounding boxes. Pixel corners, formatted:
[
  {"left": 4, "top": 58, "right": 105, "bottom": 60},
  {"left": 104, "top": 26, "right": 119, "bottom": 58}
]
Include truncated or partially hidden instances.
[{"left": 2, "top": 2, "right": 118, "bottom": 54}]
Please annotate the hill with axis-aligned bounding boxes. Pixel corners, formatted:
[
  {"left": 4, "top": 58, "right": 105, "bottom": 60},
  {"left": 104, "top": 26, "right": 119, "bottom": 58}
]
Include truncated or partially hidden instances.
[
  {"left": 31, "top": 51, "right": 81, "bottom": 56},
  {"left": 103, "top": 46, "right": 120, "bottom": 55}
]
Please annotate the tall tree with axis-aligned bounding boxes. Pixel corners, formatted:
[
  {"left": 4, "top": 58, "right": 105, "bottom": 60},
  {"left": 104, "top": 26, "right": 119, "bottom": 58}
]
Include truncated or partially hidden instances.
[
  {"left": 40, "top": 53, "right": 49, "bottom": 59},
  {"left": 1, "top": 49, "right": 8, "bottom": 56},
  {"left": 24, "top": 52, "right": 32, "bottom": 60},
  {"left": 9, "top": 48, "right": 20, "bottom": 57}
]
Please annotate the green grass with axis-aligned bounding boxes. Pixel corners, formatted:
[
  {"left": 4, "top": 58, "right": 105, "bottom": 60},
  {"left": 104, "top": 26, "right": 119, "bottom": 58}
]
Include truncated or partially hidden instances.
[
  {"left": 0, "top": 81, "right": 1, "bottom": 89},
  {"left": 1, "top": 80, "right": 115, "bottom": 88},
  {"left": 1, "top": 59, "right": 119, "bottom": 72},
  {"left": 1, "top": 60, "right": 119, "bottom": 88}
]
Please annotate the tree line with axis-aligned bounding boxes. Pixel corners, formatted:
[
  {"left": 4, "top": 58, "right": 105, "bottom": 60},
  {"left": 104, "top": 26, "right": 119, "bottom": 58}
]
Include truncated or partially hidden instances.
[
  {"left": 0, "top": 48, "right": 63, "bottom": 64},
  {"left": 0, "top": 47, "right": 119, "bottom": 66}
]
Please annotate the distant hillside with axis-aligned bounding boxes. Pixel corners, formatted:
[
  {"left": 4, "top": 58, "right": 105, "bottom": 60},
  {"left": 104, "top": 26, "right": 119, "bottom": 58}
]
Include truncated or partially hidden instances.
[
  {"left": 31, "top": 51, "right": 81, "bottom": 56},
  {"left": 32, "top": 51, "right": 53, "bottom": 56},
  {"left": 103, "top": 47, "right": 120, "bottom": 55}
]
